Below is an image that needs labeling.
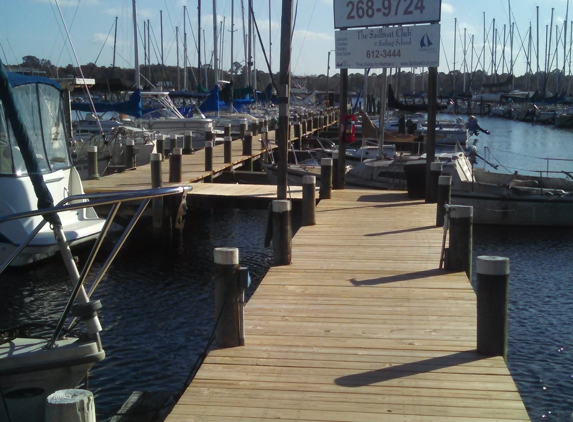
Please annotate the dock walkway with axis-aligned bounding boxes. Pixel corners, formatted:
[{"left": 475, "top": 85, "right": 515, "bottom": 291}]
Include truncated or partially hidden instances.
[{"left": 165, "top": 189, "right": 529, "bottom": 421}]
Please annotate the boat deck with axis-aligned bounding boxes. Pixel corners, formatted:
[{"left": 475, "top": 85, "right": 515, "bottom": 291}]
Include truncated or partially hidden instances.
[{"left": 165, "top": 189, "right": 529, "bottom": 421}]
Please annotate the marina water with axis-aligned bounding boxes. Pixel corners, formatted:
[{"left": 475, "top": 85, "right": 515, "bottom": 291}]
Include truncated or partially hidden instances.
[{"left": 1, "top": 116, "right": 572, "bottom": 421}]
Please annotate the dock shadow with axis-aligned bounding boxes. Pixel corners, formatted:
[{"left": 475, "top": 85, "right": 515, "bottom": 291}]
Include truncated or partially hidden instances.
[
  {"left": 335, "top": 351, "right": 488, "bottom": 387},
  {"left": 356, "top": 193, "right": 416, "bottom": 203},
  {"left": 364, "top": 225, "right": 436, "bottom": 237},
  {"left": 350, "top": 268, "right": 447, "bottom": 286}
]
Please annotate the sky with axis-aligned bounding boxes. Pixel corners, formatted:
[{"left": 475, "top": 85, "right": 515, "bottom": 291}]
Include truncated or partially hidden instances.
[{"left": 0, "top": 0, "right": 572, "bottom": 80}]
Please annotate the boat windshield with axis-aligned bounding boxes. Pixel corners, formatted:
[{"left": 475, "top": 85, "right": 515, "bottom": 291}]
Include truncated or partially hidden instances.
[
  {"left": 140, "top": 108, "right": 177, "bottom": 120},
  {"left": 0, "top": 83, "right": 72, "bottom": 176}
]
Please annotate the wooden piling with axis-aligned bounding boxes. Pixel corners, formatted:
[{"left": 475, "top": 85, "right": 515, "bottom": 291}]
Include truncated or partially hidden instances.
[
  {"left": 86, "top": 146, "right": 99, "bottom": 179},
  {"left": 213, "top": 247, "right": 241, "bottom": 348},
  {"left": 242, "top": 132, "right": 253, "bottom": 171},
  {"left": 224, "top": 124, "right": 231, "bottom": 137},
  {"left": 204, "top": 130, "right": 214, "bottom": 144},
  {"left": 428, "top": 161, "right": 442, "bottom": 203},
  {"left": 293, "top": 122, "right": 301, "bottom": 149},
  {"left": 46, "top": 389, "right": 96, "bottom": 422},
  {"left": 332, "top": 152, "right": 340, "bottom": 190},
  {"left": 150, "top": 153, "right": 162, "bottom": 188},
  {"left": 272, "top": 200, "right": 292, "bottom": 266},
  {"left": 125, "top": 139, "right": 137, "bottom": 169},
  {"left": 169, "top": 133, "right": 177, "bottom": 153},
  {"left": 446, "top": 205, "right": 473, "bottom": 278},
  {"left": 224, "top": 136, "right": 232, "bottom": 164},
  {"left": 204, "top": 141, "right": 214, "bottom": 182},
  {"left": 150, "top": 153, "right": 163, "bottom": 228},
  {"left": 156, "top": 134, "right": 165, "bottom": 160},
  {"left": 319, "top": 158, "right": 333, "bottom": 200},
  {"left": 476, "top": 256, "right": 509, "bottom": 360},
  {"left": 436, "top": 175, "right": 451, "bottom": 227},
  {"left": 239, "top": 122, "right": 247, "bottom": 138},
  {"left": 183, "top": 131, "right": 193, "bottom": 154},
  {"left": 169, "top": 148, "right": 182, "bottom": 182},
  {"left": 302, "top": 175, "right": 316, "bottom": 226}
]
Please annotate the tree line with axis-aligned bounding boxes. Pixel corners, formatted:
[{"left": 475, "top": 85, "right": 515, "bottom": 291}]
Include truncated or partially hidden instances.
[{"left": 10, "top": 55, "right": 572, "bottom": 99}]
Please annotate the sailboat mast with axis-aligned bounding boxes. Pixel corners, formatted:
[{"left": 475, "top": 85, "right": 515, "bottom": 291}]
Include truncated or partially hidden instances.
[
  {"left": 231, "top": 0, "right": 234, "bottom": 110},
  {"left": 213, "top": 0, "right": 219, "bottom": 86},
  {"left": 160, "top": 10, "right": 164, "bottom": 68},
  {"left": 112, "top": 16, "right": 118, "bottom": 74},
  {"left": 132, "top": 0, "right": 140, "bottom": 89},
  {"left": 563, "top": 0, "right": 569, "bottom": 94},
  {"left": 537, "top": 7, "right": 540, "bottom": 90},
  {"left": 198, "top": 0, "right": 202, "bottom": 88},
  {"left": 269, "top": 0, "right": 272, "bottom": 73},
  {"left": 176, "top": 26, "right": 180, "bottom": 90},
  {"left": 184, "top": 5, "right": 188, "bottom": 91},
  {"left": 241, "top": 0, "right": 248, "bottom": 86},
  {"left": 453, "top": 18, "right": 456, "bottom": 94},
  {"left": 247, "top": 0, "right": 253, "bottom": 87}
]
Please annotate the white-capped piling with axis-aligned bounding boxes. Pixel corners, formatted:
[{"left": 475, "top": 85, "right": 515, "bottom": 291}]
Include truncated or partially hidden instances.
[
  {"left": 125, "top": 139, "right": 137, "bottom": 169},
  {"left": 213, "top": 247, "right": 241, "bottom": 348},
  {"left": 223, "top": 136, "right": 232, "bottom": 164},
  {"left": 169, "top": 148, "right": 182, "bottom": 183},
  {"left": 271, "top": 200, "right": 292, "bottom": 265},
  {"left": 183, "top": 131, "right": 193, "bottom": 154},
  {"left": 156, "top": 134, "right": 165, "bottom": 159},
  {"left": 150, "top": 153, "right": 163, "bottom": 228},
  {"left": 476, "top": 256, "right": 510, "bottom": 360},
  {"left": 86, "top": 145, "right": 99, "bottom": 179},
  {"left": 46, "top": 389, "right": 96, "bottom": 422},
  {"left": 302, "top": 175, "right": 316, "bottom": 226}
]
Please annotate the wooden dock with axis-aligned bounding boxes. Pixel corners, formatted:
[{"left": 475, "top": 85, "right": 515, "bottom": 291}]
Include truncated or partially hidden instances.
[
  {"left": 165, "top": 189, "right": 529, "bottom": 421},
  {"left": 81, "top": 137, "right": 271, "bottom": 194}
]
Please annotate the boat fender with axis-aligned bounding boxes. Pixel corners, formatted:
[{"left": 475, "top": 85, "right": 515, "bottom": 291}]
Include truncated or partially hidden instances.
[{"left": 71, "top": 300, "right": 103, "bottom": 321}]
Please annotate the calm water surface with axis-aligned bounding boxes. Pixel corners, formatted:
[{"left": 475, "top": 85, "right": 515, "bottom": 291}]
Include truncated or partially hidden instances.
[{"left": 1, "top": 117, "right": 572, "bottom": 420}]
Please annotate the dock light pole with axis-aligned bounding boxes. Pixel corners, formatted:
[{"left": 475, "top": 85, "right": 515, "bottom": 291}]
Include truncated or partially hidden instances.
[{"left": 326, "top": 50, "right": 335, "bottom": 106}]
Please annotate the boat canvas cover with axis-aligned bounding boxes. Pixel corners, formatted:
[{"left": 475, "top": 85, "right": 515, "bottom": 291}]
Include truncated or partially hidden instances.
[{"left": 71, "top": 89, "right": 143, "bottom": 118}]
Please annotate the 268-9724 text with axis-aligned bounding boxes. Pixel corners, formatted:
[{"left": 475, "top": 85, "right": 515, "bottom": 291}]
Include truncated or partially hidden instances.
[
  {"left": 346, "top": 0, "right": 426, "bottom": 20},
  {"left": 366, "top": 49, "right": 401, "bottom": 59}
]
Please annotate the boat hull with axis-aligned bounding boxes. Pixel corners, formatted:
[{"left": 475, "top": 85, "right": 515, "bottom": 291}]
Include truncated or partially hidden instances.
[{"left": 0, "top": 338, "right": 105, "bottom": 422}]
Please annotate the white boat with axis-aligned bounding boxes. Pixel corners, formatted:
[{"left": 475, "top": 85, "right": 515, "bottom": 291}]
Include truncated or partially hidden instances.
[
  {"left": 442, "top": 152, "right": 573, "bottom": 226},
  {"left": 0, "top": 70, "right": 107, "bottom": 266}
]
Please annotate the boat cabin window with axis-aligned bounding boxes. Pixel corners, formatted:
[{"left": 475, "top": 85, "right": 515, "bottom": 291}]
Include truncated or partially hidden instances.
[{"left": 0, "top": 83, "right": 72, "bottom": 176}]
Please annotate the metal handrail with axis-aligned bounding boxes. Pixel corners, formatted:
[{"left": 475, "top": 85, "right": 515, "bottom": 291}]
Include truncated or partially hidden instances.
[{"left": 0, "top": 186, "right": 192, "bottom": 348}]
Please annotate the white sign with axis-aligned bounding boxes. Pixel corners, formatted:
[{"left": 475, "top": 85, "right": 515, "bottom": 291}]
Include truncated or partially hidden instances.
[
  {"left": 335, "top": 24, "right": 440, "bottom": 69},
  {"left": 334, "top": 0, "right": 441, "bottom": 29}
]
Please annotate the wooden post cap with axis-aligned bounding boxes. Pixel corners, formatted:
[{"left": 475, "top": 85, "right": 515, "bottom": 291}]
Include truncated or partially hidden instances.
[
  {"left": 272, "top": 199, "right": 291, "bottom": 212},
  {"left": 302, "top": 175, "right": 316, "bottom": 185},
  {"left": 172, "top": 147, "right": 182, "bottom": 155},
  {"left": 186, "top": 130, "right": 193, "bottom": 136},
  {"left": 87, "top": 146, "right": 97, "bottom": 152},
  {"left": 224, "top": 136, "right": 232, "bottom": 142},
  {"left": 205, "top": 141, "right": 213, "bottom": 148},
  {"left": 331, "top": 152, "right": 339, "bottom": 159},
  {"left": 321, "top": 158, "right": 333, "bottom": 167},
  {"left": 126, "top": 139, "right": 135, "bottom": 146},
  {"left": 450, "top": 205, "right": 473, "bottom": 218},
  {"left": 151, "top": 153, "right": 162, "bottom": 161},
  {"left": 439, "top": 175, "right": 452, "bottom": 185},
  {"left": 214, "top": 247, "right": 239, "bottom": 265},
  {"left": 477, "top": 256, "right": 510, "bottom": 275}
]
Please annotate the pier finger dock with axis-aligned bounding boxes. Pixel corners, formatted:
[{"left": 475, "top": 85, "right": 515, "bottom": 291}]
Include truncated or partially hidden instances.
[{"left": 165, "top": 189, "right": 529, "bottom": 421}]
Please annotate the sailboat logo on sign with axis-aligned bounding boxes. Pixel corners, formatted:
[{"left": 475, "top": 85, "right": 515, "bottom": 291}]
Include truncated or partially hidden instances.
[{"left": 419, "top": 33, "right": 437, "bottom": 53}]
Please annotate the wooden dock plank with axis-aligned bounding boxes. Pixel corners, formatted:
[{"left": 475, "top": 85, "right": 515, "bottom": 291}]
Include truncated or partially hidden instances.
[{"left": 165, "top": 188, "right": 529, "bottom": 421}]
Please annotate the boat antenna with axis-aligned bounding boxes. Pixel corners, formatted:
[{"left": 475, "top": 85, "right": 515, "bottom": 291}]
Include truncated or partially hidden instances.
[{"left": 53, "top": 0, "right": 104, "bottom": 137}]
